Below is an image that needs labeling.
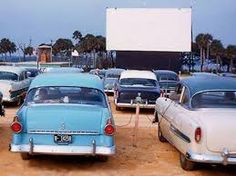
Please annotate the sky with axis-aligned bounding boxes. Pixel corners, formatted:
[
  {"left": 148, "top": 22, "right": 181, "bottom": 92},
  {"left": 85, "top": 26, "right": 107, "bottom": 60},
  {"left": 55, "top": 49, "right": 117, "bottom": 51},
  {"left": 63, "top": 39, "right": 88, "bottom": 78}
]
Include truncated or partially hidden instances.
[{"left": 0, "top": 0, "right": 236, "bottom": 47}]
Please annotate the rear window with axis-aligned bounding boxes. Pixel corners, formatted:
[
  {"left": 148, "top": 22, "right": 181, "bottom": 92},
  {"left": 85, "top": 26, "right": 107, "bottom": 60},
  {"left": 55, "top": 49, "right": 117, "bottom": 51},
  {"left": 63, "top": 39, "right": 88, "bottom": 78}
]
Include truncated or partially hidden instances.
[
  {"left": 156, "top": 73, "right": 178, "bottom": 81},
  {"left": 26, "top": 86, "right": 107, "bottom": 107},
  {"left": 191, "top": 91, "right": 236, "bottom": 108},
  {"left": 120, "top": 78, "right": 157, "bottom": 87}
]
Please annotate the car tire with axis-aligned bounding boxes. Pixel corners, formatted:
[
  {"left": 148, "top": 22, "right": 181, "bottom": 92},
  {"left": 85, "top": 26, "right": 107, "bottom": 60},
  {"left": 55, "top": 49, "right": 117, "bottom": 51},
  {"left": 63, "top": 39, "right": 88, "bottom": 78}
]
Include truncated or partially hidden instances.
[
  {"left": 97, "top": 155, "right": 108, "bottom": 162},
  {"left": 179, "top": 153, "right": 196, "bottom": 171},
  {"left": 21, "top": 153, "right": 32, "bottom": 160},
  {"left": 116, "top": 106, "right": 121, "bottom": 111},
  {"left": 14, "top": 97, "right": 22, "bottom": 107},
  {"left": 158, "top": 123, "right": 167, "bottom": 143}
]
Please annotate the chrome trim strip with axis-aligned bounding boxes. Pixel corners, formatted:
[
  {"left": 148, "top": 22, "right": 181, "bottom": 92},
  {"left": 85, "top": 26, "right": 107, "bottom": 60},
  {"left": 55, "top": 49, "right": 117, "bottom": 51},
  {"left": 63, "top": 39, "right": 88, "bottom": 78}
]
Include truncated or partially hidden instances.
[
  {"left": 170, "top": 125, "right": 191, "bottom": 143},
  {"left": 10, "top": 144, "right": 115, "bottom": 156},
  {"left": 186, "top": 150, "right": 236, "bottom": 165},
  {"left": 115, "top": 102, "right": 155, "bottom": 109},
  {"left": 28, "top": 130, "right": 99, "bottom": 135}
]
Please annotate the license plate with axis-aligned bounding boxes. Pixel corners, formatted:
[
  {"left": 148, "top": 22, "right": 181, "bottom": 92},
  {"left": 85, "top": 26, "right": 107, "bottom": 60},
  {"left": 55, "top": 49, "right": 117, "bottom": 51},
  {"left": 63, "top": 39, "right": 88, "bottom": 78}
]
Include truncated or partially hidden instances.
[{"left": 54, "top": 134, "right": 72, "bottom": 144}]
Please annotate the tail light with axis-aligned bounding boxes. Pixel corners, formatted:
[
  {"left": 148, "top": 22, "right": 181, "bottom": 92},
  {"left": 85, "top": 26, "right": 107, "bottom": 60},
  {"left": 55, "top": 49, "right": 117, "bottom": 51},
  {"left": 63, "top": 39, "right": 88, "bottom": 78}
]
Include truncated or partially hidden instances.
[
  {"left": 160, "top": 90, "right": 164, "bottom": 97},
  {"left": 195, "top": 127, "right": 201, "bottom": 143},
  {"left": 11, "top": 116, "right": 22, "bottom": 133},
  {"left": 104, "top": 118, "right": 115, "bottom": 136}
]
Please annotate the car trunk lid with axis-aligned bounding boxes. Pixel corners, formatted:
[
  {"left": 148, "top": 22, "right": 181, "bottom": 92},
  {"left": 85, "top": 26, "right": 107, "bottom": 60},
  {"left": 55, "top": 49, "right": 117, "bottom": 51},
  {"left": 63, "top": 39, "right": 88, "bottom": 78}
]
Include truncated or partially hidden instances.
[
  {"left": 199, "top": 109, "right": 236, "bottom": 153},
  {"left": 26, "top": 104, "right": 103, "bottom": 134}
]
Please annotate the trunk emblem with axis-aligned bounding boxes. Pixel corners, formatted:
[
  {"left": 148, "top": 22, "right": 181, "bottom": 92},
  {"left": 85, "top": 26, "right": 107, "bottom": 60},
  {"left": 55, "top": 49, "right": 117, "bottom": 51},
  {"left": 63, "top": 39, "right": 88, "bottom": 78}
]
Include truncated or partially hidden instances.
[{"left": 60, "top": 122, "right": 65, "bottom": 130}]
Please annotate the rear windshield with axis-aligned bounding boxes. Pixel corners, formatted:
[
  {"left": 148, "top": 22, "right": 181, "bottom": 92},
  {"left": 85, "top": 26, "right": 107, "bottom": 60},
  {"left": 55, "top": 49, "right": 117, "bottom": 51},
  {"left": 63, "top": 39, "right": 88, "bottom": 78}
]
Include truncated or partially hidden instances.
[
  {"left": 156, "top": 73, "right": 178, "bottom": 81},
  {"left": 0, "top": 71, "right": 18, "bottom": 81},
  {"left": 191, "top": 91, "right": 236, "bottom": 108},
  {"left": 159, "top": 82, "right": 177, "bottom": 89},
  {"left": 26, "top": 86, "right": 107, "bottom": 107},
  {"left": 120, "top": 78, "right": 157, "bottom": 87}
]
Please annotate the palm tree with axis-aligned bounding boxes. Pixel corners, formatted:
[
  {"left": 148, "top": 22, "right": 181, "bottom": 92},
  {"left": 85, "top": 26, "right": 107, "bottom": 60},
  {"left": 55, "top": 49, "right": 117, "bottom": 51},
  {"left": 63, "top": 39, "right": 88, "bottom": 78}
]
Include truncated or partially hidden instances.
[
  {"left": 210, "top": 40, "right": 224, "bottom": 73},
  {"left": 195, "top": 33, "right": 214, "bottom": 71},
  {"left": 72, "top": 30, "right": 82, "bottom": 46},
  {"left": 225, "top": 45, "right": 236, "bottom": 72},
  {"left": 195, "top": 34, "right": 205, "bottom": 71}
]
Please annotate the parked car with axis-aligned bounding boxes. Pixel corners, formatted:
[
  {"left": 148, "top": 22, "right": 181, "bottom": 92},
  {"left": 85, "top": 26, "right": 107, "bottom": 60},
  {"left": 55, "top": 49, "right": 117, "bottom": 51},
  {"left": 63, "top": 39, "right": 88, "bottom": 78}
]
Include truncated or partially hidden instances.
[
  {"left": 104, "top": 68, "right": 125, "bottom": 94},
  {"left": 43, "top": 67, "right": 83, "bottom": 73},
  {"left": 10, "top": 73, "right": 115, "bottom": 160},
  {"left": 154, "top": 76, "right": 236, "bottom": 170},
  {"left": 89, "top": 69, "right": 107, "bottom": 79},
  {"left": 114, "top": 70, "right": 160, "bottom": 110},
  {"left": 190, "top": 72, "right": 218, "bottom": 77},
  {"left": 153, "top": 70, "right": 179, "bottom": 97},
  {"left": 0, "top": 66, "right": 31, "bottom": 105},
  {"left": 220, "top": 72, "right": 236, "bottom": 78},
  {"left": 0, "top": 91, "right": 5, "bottom": 116},
  {"left": 25, "top": 68, "right": 42, "bottom": 78}
]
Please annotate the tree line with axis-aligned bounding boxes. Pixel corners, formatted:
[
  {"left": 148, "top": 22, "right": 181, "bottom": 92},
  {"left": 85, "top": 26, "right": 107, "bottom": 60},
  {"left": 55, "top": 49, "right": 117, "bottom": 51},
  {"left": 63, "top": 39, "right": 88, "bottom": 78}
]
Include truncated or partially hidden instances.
[
  {"left": 1, "top": 31, "right": 236, "bottom": 72},
  {"left": 190, "top": 33, "right": 236, "bottom": 72}
]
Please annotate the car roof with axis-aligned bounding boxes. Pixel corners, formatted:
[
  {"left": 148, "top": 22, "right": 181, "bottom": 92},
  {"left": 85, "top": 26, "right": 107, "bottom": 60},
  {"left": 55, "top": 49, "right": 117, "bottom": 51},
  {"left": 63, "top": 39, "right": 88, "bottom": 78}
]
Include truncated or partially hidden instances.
[
  {"left": 191, "top": 72, "right": 218, "bottom": 77},
  {"left": 0, "top": 66, "right": 26, "bottom": 75},
  {"left": 45, "top": 67, "right": 83, "bottom": 73},
  {"left": 153, "top": 70, "right": 178, "bottom": 75},
  {"left": 181, "top": 76, "right": 236, "bottom": 97},
  {"left": 120, "top": 70, "right": 157, "bottom": 81},
  {"left": 105, "top": 68, "right": 125, "bottom": 75},
  {"left": 29, "top": 73, "right": 103, "bottom": 90}
]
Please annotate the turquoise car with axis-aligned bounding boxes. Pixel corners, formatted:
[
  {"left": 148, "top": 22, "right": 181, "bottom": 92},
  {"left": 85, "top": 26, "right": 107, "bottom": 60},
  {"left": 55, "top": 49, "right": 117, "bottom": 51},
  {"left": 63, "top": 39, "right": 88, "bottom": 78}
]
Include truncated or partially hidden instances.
[{"left": 10, "top": 73, "right": 115, "bottom": 160}]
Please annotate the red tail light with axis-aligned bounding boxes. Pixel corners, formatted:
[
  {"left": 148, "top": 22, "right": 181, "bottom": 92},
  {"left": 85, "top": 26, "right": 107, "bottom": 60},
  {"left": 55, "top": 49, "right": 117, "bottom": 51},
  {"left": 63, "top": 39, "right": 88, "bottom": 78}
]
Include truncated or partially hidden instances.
[
  {"left": 11, "top": 116, "right": 22, "bottom": 133},
  {"left": 104, "top": 118, "right": 115, "bottom": 136},
  {"left": 195, "top": 127, "right": 201, "bottom": 143}
]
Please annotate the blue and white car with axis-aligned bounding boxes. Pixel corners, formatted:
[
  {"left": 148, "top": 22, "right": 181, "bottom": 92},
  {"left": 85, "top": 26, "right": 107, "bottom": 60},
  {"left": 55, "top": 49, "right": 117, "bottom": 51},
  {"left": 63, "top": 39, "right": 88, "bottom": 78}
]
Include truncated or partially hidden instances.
[
  {"left": 10, "top": 73, "right": 115, "bottom": 160},
  {"left": 0, "top": 66, "right": 31, "bottom": 105}
]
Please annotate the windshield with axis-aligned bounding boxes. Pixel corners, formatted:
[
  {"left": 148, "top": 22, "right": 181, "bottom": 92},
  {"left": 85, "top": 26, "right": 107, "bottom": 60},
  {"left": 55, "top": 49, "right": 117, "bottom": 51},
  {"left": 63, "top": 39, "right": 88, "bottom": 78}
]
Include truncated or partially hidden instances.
[
  {"left": 26, "top": 86, "right": 107, "bottom": 107},
  {"left": 191, "top": 91, "right": 236, "bottom": 108},
  {"left": 0, "top": 71, "right": 18, "bottom": 81},
  {"left": 159, "top": 82, "right": 177, "bottom": 89},
  {"left": 120, "top": 78, "right": 157, "bottom": 87},
  {"left": 106, "top": 73, "right": 120, "bottom": 79},
  {"left": 156, "top": 73, "right": 178, "bottom": 81}
]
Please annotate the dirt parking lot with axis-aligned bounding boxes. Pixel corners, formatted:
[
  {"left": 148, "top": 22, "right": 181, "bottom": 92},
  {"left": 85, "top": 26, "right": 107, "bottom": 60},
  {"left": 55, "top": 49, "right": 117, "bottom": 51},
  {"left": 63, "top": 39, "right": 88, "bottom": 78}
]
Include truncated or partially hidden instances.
[{"left": 0, "top": 98, "right": 236, "bottom": 176}]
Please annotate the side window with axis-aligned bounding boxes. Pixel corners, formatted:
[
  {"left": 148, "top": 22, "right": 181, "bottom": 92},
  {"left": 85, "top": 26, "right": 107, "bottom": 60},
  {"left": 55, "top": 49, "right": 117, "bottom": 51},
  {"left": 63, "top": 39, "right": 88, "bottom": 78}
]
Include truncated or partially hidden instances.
[
  {"left": 179, "top": 86, "right": 190, "bottom": 105},
  {"left": 169, "top": 83, "right": 183, "bottom": 101}
]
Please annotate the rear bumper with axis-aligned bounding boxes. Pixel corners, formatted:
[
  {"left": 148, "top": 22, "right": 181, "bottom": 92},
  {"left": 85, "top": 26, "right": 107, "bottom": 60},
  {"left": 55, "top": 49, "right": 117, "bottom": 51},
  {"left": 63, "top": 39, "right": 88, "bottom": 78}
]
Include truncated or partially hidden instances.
[
  {"left": 187, "top": 150, "right": 236, "bottom": 165},
  {"left": 115, "top": 101, "right": 155, "bottom": 109},
  {"left": 104, "top": 89, "right": 114, "bottom": 93},
  {"left": 10, "top": 142, "right": 115, "bottom": 156}
]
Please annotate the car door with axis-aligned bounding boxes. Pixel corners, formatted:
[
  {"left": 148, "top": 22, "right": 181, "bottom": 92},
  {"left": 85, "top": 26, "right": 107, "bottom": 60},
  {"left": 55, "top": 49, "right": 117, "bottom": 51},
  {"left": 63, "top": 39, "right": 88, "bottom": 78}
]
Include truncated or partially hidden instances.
[
  {"left": 158, "top": 84, "right": 182, "bottom": 142},
  {"left": 165, "top": 85, "right": 191, "bottom": 152},
  {"left": 19, "top": 71, "right": 30, "bottom": 93}
]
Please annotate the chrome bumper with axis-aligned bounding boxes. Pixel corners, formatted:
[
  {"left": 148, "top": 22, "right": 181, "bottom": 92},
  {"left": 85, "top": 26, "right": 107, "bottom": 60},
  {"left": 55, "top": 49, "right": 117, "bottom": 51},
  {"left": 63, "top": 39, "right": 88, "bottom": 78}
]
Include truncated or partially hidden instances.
[
  {"left": 104, "top": 89, "right": 114, "bottom": 93},
  {"left": 115, "top": 102, "right": 155, "bottom": 109},
  {"left": 10, "top": 141, "right": 115, "bottom": 156},
  {"left": 187, "top": 150, "right": 236, "bottom": 165}
]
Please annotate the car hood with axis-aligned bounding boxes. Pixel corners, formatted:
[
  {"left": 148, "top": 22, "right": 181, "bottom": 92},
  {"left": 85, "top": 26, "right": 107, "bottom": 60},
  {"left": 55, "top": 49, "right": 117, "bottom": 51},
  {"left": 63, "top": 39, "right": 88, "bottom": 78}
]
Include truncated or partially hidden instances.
[
  {"left": 198, "top": 108, "right": 236, "bottom": 153},
  {"left": 24, "top": 104, "right": 108, "bottom": 134}
]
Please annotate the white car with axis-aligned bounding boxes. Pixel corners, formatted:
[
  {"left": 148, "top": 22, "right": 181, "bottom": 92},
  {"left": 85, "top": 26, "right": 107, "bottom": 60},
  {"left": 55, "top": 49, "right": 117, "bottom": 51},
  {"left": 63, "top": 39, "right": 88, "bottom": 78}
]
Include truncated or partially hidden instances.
[
  {"left": 114, "top": 70, "right": 160, "bottom": 109},
  {"left": 154, "top": 76, "right": 236, "bottom": 170},
  {"left": 0, "top": 66, "right": 31, "bottom": 105}
]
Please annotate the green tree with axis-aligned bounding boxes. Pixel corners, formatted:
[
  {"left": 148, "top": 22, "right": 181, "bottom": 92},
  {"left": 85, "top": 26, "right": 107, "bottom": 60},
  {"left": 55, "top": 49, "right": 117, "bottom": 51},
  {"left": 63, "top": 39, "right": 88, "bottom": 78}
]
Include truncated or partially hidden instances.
[
  {"left": 24, "top": 46, "right": 34, "bottom": 56},
  {"left": 72, "top": 30, "right": 82, "bottom": 46},
  {"left": 225, "top": 45, "right": 236, "bottom": 72},
  {"left": 210, "top": 39, "right": 224, "bottom": 72},
  {"left": 0, "top": 38, "right": 16, "bottom": 60},
  {"left": 53, "top": 38, "right": 74, "bottom": 56},
  {"left": 195, "top": 33, "right": 213, "bottom": 71}
]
